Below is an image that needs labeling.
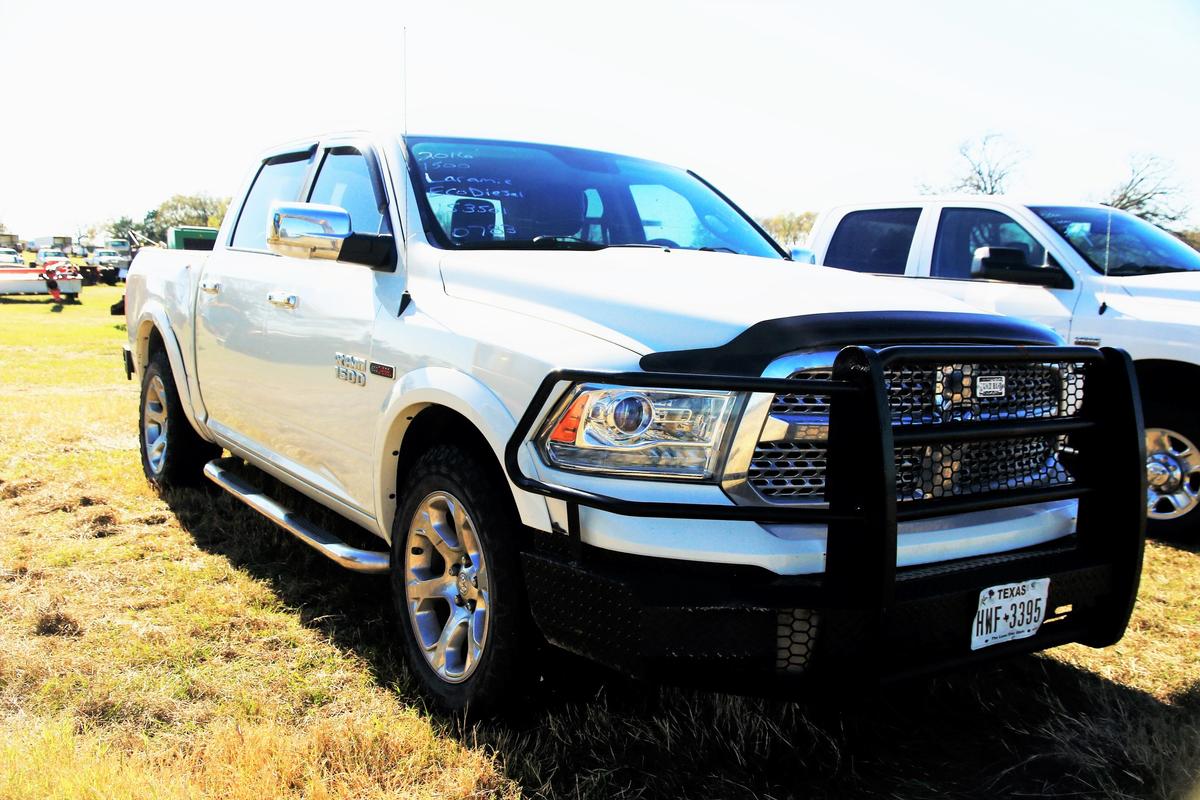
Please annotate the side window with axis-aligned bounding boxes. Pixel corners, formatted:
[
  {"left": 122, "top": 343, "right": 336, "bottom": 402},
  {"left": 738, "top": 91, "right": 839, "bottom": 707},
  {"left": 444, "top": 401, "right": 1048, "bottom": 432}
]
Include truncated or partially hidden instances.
[
  {"left": 308, "top": 148, "right": 390, "bottom": 235},
  {"left": 823, "top": 208, "right": 920, "bottom": 275},
  {"left": 932, "top": 208, "right": 1047, "bottom": 279},
  {"left": 230, "top": 153, "right": 312, "bottom": 251}
]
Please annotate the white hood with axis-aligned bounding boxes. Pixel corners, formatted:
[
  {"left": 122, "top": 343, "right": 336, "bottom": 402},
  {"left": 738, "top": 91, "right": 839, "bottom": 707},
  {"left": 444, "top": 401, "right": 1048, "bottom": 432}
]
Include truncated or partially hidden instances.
[
  {"left": 1097, "top": 271, "right": 1200, "bottom": 329},
  {"left": 1115, "top": 270, "right": 1200, "bottom": 305},
  {"left": 439, "top": 248, "right": 989, "bottom": 354}
]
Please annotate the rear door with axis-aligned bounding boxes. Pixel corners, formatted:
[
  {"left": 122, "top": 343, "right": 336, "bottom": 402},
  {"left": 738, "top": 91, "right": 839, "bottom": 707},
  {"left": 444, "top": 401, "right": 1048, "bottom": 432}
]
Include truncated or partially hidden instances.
[
  {"left": 256, "top": 141, "right": 398, "bottom": 513},
  {"left": 917, "top": 205, "right": 1080, "bottom": 340},
  {"left": 195, "top": 147, "right": 316, "bottom": 453},
  {"left": 815, "top": 207, "right": 925, "bottom": 284}
]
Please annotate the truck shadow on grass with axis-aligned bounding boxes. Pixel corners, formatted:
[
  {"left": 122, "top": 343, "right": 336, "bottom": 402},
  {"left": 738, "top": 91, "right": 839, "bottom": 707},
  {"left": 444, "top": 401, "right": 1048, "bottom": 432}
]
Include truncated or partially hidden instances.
[{"left": 162, "top": 480, "right": 1200, "bottom": 800}]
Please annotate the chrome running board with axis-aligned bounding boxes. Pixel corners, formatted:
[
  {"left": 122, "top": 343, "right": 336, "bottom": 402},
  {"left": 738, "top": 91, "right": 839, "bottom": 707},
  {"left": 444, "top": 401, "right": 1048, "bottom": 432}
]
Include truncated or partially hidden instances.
[{"left": 203, "top": 457, "right": 390, "bottom": 574}]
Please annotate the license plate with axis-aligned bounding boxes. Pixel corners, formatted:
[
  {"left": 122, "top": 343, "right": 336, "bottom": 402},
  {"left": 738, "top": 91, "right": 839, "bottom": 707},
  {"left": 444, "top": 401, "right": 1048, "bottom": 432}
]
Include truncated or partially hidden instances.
[{"left": 970, "top": 578, "right": 1050, "bottom": 651}]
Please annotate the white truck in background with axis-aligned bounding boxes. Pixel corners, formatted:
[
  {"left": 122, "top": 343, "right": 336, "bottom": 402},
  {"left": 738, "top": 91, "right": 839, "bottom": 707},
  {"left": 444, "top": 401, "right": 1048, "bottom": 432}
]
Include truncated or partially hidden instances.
[
  {"left": 805, "top": 198, "right": 1200, "bottom": 538},
  {"left": 122, "top": 134, "right": 1145, "bottom": 712}
]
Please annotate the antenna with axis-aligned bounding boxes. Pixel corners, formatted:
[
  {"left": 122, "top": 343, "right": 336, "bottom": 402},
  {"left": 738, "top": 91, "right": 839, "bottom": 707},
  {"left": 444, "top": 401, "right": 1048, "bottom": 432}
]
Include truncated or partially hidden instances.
[
  {"left": 1100, "top": 206, "right": 1113, "bottom": 315},
  {"left": 402, "top": 25, "right": 409, "bottom": 259}
]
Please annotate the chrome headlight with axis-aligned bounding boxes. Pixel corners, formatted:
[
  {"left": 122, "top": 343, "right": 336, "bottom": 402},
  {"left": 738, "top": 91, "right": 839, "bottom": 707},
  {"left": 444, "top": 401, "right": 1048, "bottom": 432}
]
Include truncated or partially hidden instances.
[{"left": 537, "top": 383, "right": 740, "bottom": 480}]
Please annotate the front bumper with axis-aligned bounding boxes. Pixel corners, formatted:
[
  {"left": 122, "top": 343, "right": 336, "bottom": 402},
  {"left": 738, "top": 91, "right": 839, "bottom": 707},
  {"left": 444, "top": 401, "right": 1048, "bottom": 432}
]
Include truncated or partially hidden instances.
[
  {"left": 507, "top": 345, "right": 1147, "bottom": 689},
  {"left": 524, "top": 538, "right": 1117, "bottom": 689}
]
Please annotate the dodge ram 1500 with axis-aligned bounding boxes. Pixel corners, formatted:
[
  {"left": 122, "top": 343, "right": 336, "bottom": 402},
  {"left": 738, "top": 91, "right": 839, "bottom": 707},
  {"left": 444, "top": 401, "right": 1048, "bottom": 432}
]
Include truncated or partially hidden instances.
[{"left": 123, "top": 133, "right": 1146, "bottom": 712}]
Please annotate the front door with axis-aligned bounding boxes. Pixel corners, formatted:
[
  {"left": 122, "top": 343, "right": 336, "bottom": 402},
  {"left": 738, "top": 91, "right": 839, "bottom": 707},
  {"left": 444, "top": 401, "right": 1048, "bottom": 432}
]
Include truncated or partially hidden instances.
[
  {"left": 256, "top": 144, "right": 399, "bottom": 513},
  {"left": 920, "top": 206, "right": 1080, "bottom": 341}
]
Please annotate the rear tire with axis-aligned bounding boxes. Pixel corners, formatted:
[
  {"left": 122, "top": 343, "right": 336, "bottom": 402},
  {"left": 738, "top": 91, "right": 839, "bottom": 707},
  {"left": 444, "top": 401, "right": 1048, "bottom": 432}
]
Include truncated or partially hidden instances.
[
  {"left": 139, "top": 349, "right": 221, "bottom": 489},
  {"left": 390, "top": 443, "right": 533, "bottom": 715},
  {"left": 1142, "top": 393, "right": 1200, "bottom": 540}
]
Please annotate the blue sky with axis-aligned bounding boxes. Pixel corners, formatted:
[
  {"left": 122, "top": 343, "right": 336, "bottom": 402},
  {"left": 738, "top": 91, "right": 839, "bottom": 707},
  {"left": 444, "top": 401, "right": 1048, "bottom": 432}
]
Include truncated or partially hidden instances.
[{"left": 2, "top": 0, "right": 1197, "bottom": 237}]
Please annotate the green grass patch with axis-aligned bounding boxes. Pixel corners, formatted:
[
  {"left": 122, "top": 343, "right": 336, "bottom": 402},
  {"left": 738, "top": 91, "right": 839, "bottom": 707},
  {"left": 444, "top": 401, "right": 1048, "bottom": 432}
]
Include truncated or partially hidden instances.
[{"left": 1, "top": 283, "right": 1199, "bottom": 798}]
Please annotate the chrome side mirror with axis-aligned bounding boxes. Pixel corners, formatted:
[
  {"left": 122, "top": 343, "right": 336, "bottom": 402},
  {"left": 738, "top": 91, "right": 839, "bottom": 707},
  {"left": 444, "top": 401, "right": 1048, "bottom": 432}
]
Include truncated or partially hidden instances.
[{"left": 266, "top": 202, "right": 351, "bottom": 260}]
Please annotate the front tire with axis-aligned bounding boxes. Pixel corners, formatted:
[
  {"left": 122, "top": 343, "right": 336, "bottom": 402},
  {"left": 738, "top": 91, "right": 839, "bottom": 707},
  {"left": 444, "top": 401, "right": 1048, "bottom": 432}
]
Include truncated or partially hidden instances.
[
  {"left": 390, "top": 443, "right": 532, "bottom": 714},
  {"left": 1143, "top": 394, "right": 1200, "bottom": 540},
  {"left": 139, "top": 350, "right": 221, "bottom": 488}
]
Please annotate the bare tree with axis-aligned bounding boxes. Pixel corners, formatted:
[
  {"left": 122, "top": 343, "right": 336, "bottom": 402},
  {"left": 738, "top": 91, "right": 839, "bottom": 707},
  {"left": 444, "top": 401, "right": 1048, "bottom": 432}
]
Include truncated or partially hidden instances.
[
  {"left": 1103, "top": 154, "right": 1189, "bottom": 227},
  {"left": 922, "top": 134, "right": 1024, "bottom": 196}
]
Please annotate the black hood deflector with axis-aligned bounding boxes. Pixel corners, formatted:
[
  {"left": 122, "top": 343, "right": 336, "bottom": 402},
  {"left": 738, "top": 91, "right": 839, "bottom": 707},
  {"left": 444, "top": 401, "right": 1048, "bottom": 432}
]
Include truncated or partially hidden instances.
[{"left": 638, "top": 311, "right": 1062, "bottom": 376}]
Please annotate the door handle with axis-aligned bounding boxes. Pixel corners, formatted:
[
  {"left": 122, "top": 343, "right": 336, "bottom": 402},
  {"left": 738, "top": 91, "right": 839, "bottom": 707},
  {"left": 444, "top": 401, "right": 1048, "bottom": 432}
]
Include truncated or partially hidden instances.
[
  {"left": 268, "top": 291, "right": 298, "bottom": 309},
  {"left": 200, "top": 281, "right": 221, "bottom": 295}
]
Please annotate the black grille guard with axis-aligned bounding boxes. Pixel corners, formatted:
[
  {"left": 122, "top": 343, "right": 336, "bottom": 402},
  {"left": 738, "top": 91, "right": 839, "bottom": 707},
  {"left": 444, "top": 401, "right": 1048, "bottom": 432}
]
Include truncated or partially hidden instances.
[{"left": 503, "top": 344, "right": 1146, "bottom": 639}]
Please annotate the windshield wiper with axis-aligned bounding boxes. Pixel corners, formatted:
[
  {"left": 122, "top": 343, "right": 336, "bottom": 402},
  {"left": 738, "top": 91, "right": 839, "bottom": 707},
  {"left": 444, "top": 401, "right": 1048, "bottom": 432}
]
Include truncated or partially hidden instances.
[
  {"left": 529, "top": 236, "right": 606, "bottom": 250},
  {"left": 698, "top": 246, "right": 740, "bottom": 254}
]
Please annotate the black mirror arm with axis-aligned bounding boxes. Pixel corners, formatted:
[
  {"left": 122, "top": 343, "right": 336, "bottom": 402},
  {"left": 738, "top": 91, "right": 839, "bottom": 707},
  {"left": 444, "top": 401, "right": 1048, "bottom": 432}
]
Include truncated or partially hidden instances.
[{"left": 338, "top": 233, "right": 397, "bottom": 271}]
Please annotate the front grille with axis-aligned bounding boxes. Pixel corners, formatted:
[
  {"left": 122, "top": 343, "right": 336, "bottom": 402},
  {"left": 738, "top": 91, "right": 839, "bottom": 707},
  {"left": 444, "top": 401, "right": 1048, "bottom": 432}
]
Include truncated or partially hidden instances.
[
  {"left": 770, "top": 369, "right": 832, "bottom": 416},
  {"left": 886, "top": 361, "right": 1084, "bottom": 424},
  {"left": 894, "top": 434, "right": 1073, "bottom": 501},
  {"left": 749, "top": 359, "right": 1085, "bottom": 503},
  {"left": 749, "top": 441, "right": 827, "bottom": 498},
  {"left": 767, "top": 362, "right": 1083, "bottom": 423}
]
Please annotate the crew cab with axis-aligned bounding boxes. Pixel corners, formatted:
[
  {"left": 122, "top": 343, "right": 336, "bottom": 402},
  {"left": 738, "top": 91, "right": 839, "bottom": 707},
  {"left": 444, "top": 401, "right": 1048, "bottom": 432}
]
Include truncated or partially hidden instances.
[
  {"left": 122, "top": 135, "right": 1145, "bottom": 712},
  {"left": 806, "top": 198, "right": 1200, "bottom": 537}
]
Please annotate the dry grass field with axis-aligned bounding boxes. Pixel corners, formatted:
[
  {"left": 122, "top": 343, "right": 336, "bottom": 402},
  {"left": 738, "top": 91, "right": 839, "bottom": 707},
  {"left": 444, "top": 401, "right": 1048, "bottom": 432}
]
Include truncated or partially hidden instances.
[{"left": 1, "top": 285, "right": 1198, "bottom": 799}]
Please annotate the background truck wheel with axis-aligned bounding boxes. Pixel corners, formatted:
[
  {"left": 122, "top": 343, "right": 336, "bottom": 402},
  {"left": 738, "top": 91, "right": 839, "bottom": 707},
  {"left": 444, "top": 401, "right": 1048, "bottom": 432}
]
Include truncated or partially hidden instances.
[
  {"left": 139, "top": 349, "right": 220, "bottom": 488},
  {"left": 390, "top": 443, "right": 533, "bottom": 715},
  {"left": 1142, "top": 393, "right": 1200, "bottom": 540}
]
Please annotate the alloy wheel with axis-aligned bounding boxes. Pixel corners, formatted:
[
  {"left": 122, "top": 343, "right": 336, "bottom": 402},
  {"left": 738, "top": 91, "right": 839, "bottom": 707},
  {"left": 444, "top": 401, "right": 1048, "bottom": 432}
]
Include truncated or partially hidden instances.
[
  {"left": 143, "top": 375, "right": 169, "bottom": 475},
  {"left": 1145, "top": 427, "right": 1200, "bottom": 520},
  {"left": 403, "top": 491, "right": 490, "bottom": 683}
]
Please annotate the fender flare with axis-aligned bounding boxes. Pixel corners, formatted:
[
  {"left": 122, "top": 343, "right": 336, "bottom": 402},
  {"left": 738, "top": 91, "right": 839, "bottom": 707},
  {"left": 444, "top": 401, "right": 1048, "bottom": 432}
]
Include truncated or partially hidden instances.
[
  {"left": 374, "top": 366, "right": 552, "bottom": 540},
  {"left": 132, "top": 303, "right": 212, "bottom": 441}
]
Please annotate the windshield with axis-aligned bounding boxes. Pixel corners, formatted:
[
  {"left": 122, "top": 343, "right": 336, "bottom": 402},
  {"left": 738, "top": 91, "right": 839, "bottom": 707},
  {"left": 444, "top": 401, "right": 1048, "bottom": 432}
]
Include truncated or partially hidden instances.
[
  {"left": 1032, "top": 206, "right": 1200, "bottom": 276},
  {"left": 406, "top": 137, "right": 782, "bottom": 258},
  {"left": 0, "top": 249, "right": 16, "bottom": 257},
  {"left": 43, "top": 250, "right": 67, "bottom": 258},
  {"left": 97, "top": 250, "right": 119, "bottom": 257}
]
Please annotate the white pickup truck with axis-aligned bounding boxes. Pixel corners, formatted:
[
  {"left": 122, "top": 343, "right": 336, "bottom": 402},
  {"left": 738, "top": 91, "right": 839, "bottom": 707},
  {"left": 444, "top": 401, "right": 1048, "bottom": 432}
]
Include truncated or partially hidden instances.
[
  {"left": 123, "top": 134, "right": 1145, "bottom": 712},
  {"left": 805, "top": 198, "right": 1200, "bottom": 538}
]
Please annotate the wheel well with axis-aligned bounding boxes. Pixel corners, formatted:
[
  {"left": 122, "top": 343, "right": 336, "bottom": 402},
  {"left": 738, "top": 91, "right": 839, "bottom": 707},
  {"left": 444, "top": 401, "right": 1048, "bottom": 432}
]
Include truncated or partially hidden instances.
[
  {"left": 137, "top": 322, "right": 166, "bottom": 372},
  {"left": 393, "top": 405, "right": 517, "bottom": 526},
  {"left": 1134, "top": 359, "right": 1200, "bottom": 399},
  {"left": 146, "top": 326, "right": 165, "bottom": 360}
]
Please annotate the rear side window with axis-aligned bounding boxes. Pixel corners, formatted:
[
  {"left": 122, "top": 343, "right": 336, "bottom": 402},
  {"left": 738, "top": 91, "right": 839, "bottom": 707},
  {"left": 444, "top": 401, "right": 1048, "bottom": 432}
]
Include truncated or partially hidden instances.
[
  {"left": 824, "top": 208, "right": 920, "bottom": 275},
  {"left": 308, "top": 148, "right": 390, "bottom": 235},
  {"left": 230, "top": 152, "right": 312, "bottom": 251},
  {"left": 932, "top": 207, "right": 1046, "bottom": 279}
]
